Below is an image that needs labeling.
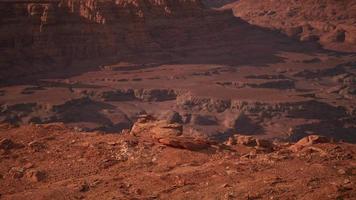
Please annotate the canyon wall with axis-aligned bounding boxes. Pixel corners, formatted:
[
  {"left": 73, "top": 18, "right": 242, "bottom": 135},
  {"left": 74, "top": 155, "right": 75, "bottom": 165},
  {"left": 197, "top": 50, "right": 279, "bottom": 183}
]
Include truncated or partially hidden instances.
[{"left": 0, "top": 0, "right": 205, "bottom": 81}]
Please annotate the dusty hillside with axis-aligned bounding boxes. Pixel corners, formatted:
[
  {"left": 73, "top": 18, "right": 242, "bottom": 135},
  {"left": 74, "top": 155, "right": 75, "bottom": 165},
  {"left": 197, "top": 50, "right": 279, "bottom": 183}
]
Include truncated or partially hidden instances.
[
  {"left": 233, "top": 0, "right": 356, "bottom": 52},
  {"left": 0, "top": 121, "right": 355, "bottom": 199}
]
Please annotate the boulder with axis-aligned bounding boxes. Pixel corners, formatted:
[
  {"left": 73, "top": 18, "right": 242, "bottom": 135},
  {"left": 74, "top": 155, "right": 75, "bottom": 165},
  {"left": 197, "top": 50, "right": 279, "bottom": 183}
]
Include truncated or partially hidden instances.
[
  {"left": 130, "top": 116, "right": 183, "bottom": 139},
  {"left": 130, "top": 118, "right": 156, "bottom": 137},
  {"left": 290, "top": 135, "right": 330, "bottom": 152},
  {"left": 296, "top": 135, "right": 330, "bottom": 146},
  {"left": 151, "top": 123, "right": 183, "bottom": 139}
]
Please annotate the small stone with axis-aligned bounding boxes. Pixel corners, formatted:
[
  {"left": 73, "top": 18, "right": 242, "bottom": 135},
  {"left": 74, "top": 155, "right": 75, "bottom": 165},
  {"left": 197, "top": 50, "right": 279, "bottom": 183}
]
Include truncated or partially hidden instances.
[
  {"left": 79, "top": 182, "right": 90, "bottom": 192},
  {"left": 337, "top": 184, "right": 352, "bottom": 192},
  {"left": 25, "top": 169, "right": 46, "bottom": 182},
  {"left": 344, "top": 179, "right": 351, "bottom": 184},
  {"left": 23, "top": 163, "right": 35, "bottom": 170},
  {"left": 256, "top": 139, "right": 274, "bottom": 149},
  {"left": 220, "top": 183, "right": 230, "bottom": 188},
  {"left": 28, "top": 141, "right": 46, "bottom": 152},
  {"left": 225, "top": 137, "right": 236, "bottom": 146},
  {"left": 224, "top": 192, "right": 235, "bottom": 199},
  {"left": 134, "top": 188, "right": 142, "bottom": 195},
  {"left": 0, "top": 138, "right": 15, "bottom": 150},
  {"left": 337, "top": 169, "right": 346, "bottom": 175},
  {"left": 235, "top": 136, "right": 257, "bottom": 147},
  {"left": 107, "top": 141, "right": 120, "bottom": 146},
  {"left": 9, "top": 167, "right": 24, "bottom": 179}
]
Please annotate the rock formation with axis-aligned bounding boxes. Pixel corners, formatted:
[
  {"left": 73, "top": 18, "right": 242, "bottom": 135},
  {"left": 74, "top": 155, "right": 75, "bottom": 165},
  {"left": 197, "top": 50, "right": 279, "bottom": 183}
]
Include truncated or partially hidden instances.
[
  {"left": 232, "top": 0, "right": 356, "bottom": 52},
  {"left": 0, "top": 0, "right": 205, "bottom": 81}
]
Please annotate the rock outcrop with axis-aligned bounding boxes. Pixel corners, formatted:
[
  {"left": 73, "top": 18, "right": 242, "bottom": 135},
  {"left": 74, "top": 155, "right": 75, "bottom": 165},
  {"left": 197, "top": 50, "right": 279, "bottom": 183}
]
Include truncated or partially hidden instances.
[
  {"left": 130, "top": 114, "right": 210, "bottom": 150},
  {"left": 232, "top": 0, "right": 356, "bottom": 52}
]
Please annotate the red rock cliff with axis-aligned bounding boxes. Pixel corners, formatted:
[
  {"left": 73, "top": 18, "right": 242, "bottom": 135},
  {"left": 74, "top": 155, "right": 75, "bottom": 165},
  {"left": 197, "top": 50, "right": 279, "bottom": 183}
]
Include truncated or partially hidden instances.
[{"left": 0, "top": 0, "right": 204, "bottom": 80}]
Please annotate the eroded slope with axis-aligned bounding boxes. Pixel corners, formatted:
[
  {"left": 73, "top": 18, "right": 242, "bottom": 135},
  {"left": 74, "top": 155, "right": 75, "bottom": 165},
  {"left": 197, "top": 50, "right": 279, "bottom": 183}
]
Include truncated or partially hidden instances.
[{"left": 233, "top": 0, "right": 356, "bottom": 52}]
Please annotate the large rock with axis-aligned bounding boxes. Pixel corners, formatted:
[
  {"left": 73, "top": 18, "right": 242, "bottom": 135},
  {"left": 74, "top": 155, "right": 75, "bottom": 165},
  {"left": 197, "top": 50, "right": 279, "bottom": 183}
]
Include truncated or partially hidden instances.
[
  {"left": 295, "top": 135, "right": 330, "bottom": 146},
  {"left": 290, "top": 135, "right": 330, "bottom": 152},
  {"left": 158, "top": 136, "right": 210, "bottom": 151},
  {"left": 130, "top": 115, "right": 157, "bottom": 136},
  {"left": 151, "top": 123, "right": 183, "bottom": 139},
  {"left": 130, "top": 115, "right": 183, "bottom": 138},
  {"left": 130, "top": 117, "right": 210, "bottom": 150}
]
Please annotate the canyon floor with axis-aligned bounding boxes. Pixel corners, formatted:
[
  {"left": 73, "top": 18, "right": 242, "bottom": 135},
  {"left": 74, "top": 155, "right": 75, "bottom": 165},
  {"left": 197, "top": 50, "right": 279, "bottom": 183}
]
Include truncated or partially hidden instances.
[
  {"left": 1, "top": 29, "right": 355, "bottom": 142},
  {"left": 0, "top": 0, "right": 356, "bottom": 199}
]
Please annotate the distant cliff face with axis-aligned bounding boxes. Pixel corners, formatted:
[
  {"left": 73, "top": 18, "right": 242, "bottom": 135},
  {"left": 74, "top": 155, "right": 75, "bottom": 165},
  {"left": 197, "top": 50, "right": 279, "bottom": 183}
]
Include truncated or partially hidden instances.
[
  {"left": 233, "top": 0, "right": 356, "bottom": 52},
  {"left": 61, "top": 0, "right": 203, "bottom": 22},
  {"left": 0, "top": 0, "right": 204, "bottom": 80}
]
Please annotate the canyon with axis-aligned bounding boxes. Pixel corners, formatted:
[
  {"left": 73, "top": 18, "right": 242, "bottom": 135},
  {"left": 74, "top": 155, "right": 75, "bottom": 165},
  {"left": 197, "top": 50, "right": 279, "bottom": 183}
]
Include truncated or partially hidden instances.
[{"left": 0, "top": 0, "right": 355, "bottom": 199}]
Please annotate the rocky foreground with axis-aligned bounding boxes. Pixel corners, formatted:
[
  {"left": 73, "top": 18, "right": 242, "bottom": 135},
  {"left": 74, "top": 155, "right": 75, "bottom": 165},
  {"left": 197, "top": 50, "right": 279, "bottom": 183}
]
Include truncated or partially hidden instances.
[
  {"left": 1, "top": 0, "right": 356, "bottom": 143},
  {"left": 0, "top": 118, "right": 355, "bottom": 199}
]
